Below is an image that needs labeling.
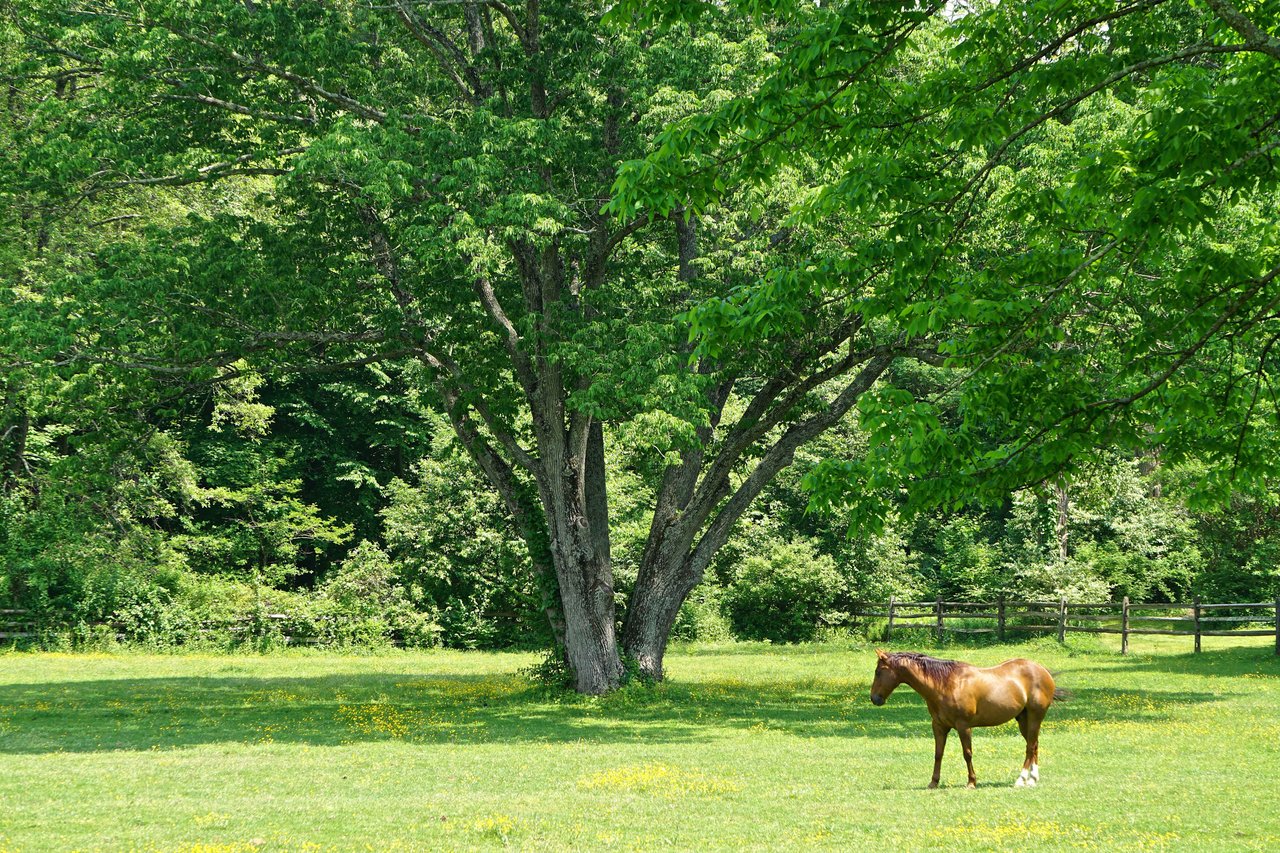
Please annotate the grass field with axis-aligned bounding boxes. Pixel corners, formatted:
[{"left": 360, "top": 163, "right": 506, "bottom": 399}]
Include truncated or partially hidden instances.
[{"left": 1, "top": 634, "right": 1278, "bottom": 851}]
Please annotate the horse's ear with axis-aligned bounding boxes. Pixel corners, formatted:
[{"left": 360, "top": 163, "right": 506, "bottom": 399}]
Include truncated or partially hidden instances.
[{"left": 875, "top": 648, "right": 887, "bottom": 660}]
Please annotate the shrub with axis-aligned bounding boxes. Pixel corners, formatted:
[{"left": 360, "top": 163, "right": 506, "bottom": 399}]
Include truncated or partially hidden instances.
[
  {"left": 1012, "top": 559, "right": 1111, "bottom": 602},
  {"left": 935, "top": 515, "right": 1004, "bottom": 600},
  {"left": 380, "top": 458, "right": 546, "bottom": 649},
  {"left": 723, "top": 540, "right": 842, "bottom": 643},
  {"left": 670, "top": 583, "right": 733, "bottom": 642},
  {"left": 313, "top": 540, "right": 441, "bottom": 648},
  {"left": 841, "top": 514, "right": 921, "bottom": 602}
]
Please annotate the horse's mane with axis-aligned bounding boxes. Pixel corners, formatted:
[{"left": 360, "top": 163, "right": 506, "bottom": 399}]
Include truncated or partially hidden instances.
[{"left": 890, "top": 652, "right": 964, "bottom": 688}]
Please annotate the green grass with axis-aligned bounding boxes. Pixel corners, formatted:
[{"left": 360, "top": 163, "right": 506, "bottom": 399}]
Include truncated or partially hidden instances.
[{"left": 1, "top": 634, "right": 1278, "bottom": 851}]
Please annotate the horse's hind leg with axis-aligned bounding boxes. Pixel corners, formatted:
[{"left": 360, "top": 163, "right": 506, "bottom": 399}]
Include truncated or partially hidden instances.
[
  {"left": 1015, "top": 708, "right": 1044, "bottom": 787},
  {"left": 1015, "top": 710, "right": 1033, "bottom": 786}
]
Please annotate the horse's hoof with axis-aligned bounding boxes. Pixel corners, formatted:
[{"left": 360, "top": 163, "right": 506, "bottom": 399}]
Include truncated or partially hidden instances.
[
  {"left": 1014, "top": 777, "right": 1026, "bottom": 788},
  {"left": 1026, "top": 777, "right": 1037, "bottom": 787},
  {"left": 967, "top": 782, "right": 977, "bottom": 789},
  {"left": 927, "top": 781, "right": 939, "bottom": 790}
]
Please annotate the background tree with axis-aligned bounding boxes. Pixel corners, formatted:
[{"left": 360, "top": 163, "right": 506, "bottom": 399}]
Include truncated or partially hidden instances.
[{"left": 6, "top": 0, "right": 950, "bottom": 691}]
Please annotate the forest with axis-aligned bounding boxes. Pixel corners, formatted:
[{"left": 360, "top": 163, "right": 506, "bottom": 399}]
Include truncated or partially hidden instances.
[{"left": 3, "top": 0, "right": 1280, "bottom": 692}]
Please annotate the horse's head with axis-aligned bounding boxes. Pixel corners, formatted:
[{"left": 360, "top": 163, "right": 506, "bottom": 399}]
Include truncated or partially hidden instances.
[{"left": 870, "top": 649, "right": 901, "bottom": 706}]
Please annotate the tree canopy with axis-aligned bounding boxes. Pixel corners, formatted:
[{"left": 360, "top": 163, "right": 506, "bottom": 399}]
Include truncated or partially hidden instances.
[
  {"left": 4, "top": 0, "right": 1280, "bottom": 692},
  {"left": 613, "top": 0, "right": 1280, "bottom": 520}
]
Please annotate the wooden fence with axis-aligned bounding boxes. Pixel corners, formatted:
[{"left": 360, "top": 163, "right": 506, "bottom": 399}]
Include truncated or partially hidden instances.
[
  {"left": 853, "top": 596, "right": 1280, "bottom": 654},
  {"left": 0, "top": 608, "right": 35, "bottom": 641},
  {"left": 0, "top": 610, "right": 318, "bottom": 645},
  {"left": 6, "top": 599, "right": 1280, "bottom": 654}
]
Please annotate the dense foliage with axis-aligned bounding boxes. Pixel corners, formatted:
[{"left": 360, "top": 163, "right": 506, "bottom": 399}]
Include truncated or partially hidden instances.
[
  {"left": 3, "top": 370, "right": 1274, "bottom": 648},
  {"left": 3, "top": 1, "right": 1279, "bottom": 670},
  {"left": 614, "top": 0, "right": 1280, "bottom": 519}
]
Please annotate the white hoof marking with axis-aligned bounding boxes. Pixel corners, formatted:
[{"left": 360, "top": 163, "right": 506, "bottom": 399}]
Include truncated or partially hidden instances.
[{"left": 1030, "top": 763, "right": 1040, "bottom": 783}]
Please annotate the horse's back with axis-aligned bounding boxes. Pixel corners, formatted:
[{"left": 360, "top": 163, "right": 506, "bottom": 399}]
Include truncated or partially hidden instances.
[
  {"left": 987, "top": 658, "right": 1056, "bottom": 707},
  {"left": 989, "top": 657, "right": 1051, "bottom": 674}
]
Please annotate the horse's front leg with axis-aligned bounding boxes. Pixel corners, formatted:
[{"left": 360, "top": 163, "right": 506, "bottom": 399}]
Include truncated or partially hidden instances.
[
  {"left": 956, "top": 725, "right": 977, "bottom": 788},
  {"left": 929, "top": 720, "right": 950, "bottom": 789}
]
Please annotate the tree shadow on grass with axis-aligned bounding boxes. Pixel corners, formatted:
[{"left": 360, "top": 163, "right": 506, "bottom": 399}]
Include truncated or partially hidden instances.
[
  {"left": 0, "top": 668, "right": 1226, "bottom": 754},
  {"left": 1093, "top": 644, "right": 1280, "bottom": 678}
]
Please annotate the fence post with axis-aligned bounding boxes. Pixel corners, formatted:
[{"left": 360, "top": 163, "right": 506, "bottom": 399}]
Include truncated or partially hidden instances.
[
  {"left": 936, "top": 595, "right": 944, "bottom": 644},
  {"left": 1057, "top": 597, "right": 1067, "bottom": 644},
  {"left": 1122, "top": 596, "right": 1130, "bottom": 655},
  {"left": 998, "top": 597, "right": 1006, "bottom": 642},
  {"left": 1194, "top": 597, "right": 1201, "bottom": 653},
  {"left": 886, "top": 596, "right": 896, "bottom": 643}
]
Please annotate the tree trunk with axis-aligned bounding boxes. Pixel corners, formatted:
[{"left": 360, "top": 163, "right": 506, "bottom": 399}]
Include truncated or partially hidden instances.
[
  {"left": 541, "top": 419, "right": 623, "bottom": 693},
  {"left": 7, "top": 410, "right": 29, "bottom": 481},
  {"left": 622, "top": 447, "right": 702, "bottom": 679},
  {"left": 623, "top": 561, "right": 693, "bottom": 680},
  {"left": 1054, "top": 477, "right": 1069, "bottom": 562},
  {"left": 619, "top": 204, "right": 717, "bottom": 681},
  {"left": 553, "top": 544, "right": 623, "bottom": 693}
]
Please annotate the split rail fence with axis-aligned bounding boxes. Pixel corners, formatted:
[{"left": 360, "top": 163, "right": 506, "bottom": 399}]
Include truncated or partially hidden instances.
[
  {"left": 851, "top": 596, "right": 1280, "bottom": 655},
  {"left": 0, "top": 610, "right": 317, "bottom": 645},
  {"left": 5, "top": 599, "right": 1280, "bottom": 654}
]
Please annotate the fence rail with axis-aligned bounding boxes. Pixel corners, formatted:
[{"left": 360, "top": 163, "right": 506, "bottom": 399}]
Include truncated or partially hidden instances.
[
  {"left": 0, "top": 611, "right": 336, "bottom": 645},
  {"left": 862, "top": 595, "right": 1280, "bottom": 655},
  {"left": 5, "top": 597, "right": 1280, "bottom": 654}
]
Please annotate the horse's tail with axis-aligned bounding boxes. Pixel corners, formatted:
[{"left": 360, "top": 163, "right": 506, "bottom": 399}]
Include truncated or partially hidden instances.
[{"left": 1047, "top": 670, "right": 1071, "bottom": 702}]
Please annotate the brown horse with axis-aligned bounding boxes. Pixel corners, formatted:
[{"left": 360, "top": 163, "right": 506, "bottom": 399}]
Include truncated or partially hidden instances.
[{"left": 869, "top": 649, "right": 1064, "bottom": 788}]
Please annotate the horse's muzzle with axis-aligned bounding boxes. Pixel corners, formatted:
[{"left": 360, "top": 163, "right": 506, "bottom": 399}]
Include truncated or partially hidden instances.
[{"left": 870, "top": 694, "right": 885, "bottom": 706}]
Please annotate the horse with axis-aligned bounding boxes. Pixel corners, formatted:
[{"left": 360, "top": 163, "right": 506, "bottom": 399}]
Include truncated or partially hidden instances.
[{"left": 869, "top": 649, "right": 1065, "bottom": 789}]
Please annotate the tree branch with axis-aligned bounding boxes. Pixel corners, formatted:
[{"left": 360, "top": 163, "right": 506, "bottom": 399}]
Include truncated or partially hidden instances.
[
  {"left": 82, "top": 148, "right": 305, "bottom": 197},
  {"left": 1203, "top": 0, "right": 1280, "bottom": 61},
  {"left": 474, "top": 275, "right": 538, "bottom": 397},
  {"left": 143, "top": 17, "right": 404, "bottom": 127},
  {"left": 684, "top": 352, "right": 898, "bottom": 582},
  {"left": 393, "top": 0, "right": 487, "bottom": 102},
  {"left": 159, "top": 90, "right": 315, "bottom": 125}
]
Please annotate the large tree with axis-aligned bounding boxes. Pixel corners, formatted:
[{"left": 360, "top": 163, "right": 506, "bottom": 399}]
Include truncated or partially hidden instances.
[
  {"left": 5, "top": 0, "right": 947, "bottom": 691},
  {"left": 15, "top": 0, "right": 1278, "bottom": 692}
]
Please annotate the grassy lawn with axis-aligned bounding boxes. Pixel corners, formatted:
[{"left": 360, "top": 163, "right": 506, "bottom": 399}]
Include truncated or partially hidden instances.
[{"left": 1, "top": 634, "right": 1277, "bottom": 851}]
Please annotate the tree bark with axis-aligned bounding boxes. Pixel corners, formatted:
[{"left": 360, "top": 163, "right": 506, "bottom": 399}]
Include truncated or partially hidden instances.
[
  {"left": 540, "top": 418, "right": 623, "bottom": 693},
  {"left": 1054, "top": 477, "right": 1069, "bottom": 562},
  {"left": 623, "top": 537, "right": 701, "bottom": 679},
  {"left": 622, "top": 352, "right": 897, "bottom": 679},
  {"left": 7, "top": 410, "right": 29, "bottom": 481},
  {"left": 552, "top": 541, "right": 622, "bottom": 693}
]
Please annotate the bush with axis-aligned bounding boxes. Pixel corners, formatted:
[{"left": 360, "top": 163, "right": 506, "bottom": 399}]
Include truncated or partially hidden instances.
[
  {"left": 840, "top": 515, "right": 921, "bottom": 603},
  {"left": 935, "top": 515, "right": 1004, "bottom": 600},
  {"left": 1012, "top": 559, "right": 1111, "bottom": 602},
  {"left": 670, "top": 583, "right": 733, "bottom": 642},
  {"left": 723, "top": 540, "right": 842, "bottom": 643},
  {"left": 380, "top": 457, "right": 546, "bottom": 649},
  {"left": 312, "top": 540, "right": 441, "bottom": 647}
]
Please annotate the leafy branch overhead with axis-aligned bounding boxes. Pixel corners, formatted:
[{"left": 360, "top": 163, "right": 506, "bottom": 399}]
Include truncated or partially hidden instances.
[{"left": 611, "top": 0, "right": 1280, "bottom": 519}]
